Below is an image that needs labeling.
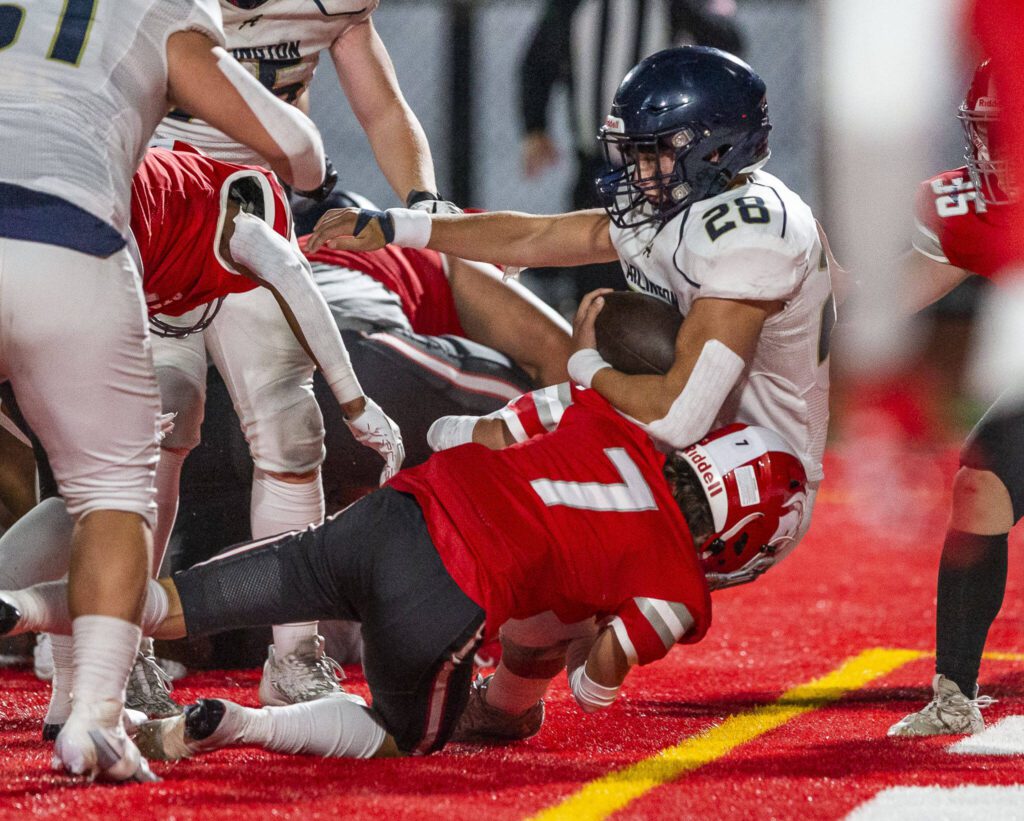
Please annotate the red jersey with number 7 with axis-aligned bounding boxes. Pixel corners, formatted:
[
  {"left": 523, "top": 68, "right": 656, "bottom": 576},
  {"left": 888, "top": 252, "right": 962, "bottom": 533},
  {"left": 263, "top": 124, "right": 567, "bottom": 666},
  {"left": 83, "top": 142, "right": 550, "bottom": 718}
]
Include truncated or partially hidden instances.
[{"left": 389, "top": 386, "right": 711, "bottom": 663}]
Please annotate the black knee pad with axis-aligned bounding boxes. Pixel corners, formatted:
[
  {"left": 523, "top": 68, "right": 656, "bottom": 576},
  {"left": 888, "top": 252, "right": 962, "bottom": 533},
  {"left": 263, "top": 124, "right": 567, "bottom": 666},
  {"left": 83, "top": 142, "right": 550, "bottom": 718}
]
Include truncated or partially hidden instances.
[{"left": 960, "top": 391, "right": 1024, "bottom": 524}]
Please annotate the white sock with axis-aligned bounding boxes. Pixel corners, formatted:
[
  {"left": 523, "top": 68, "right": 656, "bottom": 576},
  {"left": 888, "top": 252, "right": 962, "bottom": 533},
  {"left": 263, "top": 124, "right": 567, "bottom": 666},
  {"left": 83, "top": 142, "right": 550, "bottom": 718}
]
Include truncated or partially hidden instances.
[
  {"left": 70, "top": 616, "right": 142, "bottom": 720},
  {"left": 0, "top": 580, "right": 70, "bottom": 635},
  {"left": 487, "top": 666, "right": 551, "bottom": 715},
  {"left": 250, "top": 470, "right": 324, "bottom": 539},
  {"left": 272, "top": 621, "right": 318, "bottom": 656},
  {"left": 239, "top": 699, "right": 385, "bottom": 758},
  {"left": 44, "top": 633, "right": 75, "bottom": 726},
  {"left": 250, "top": 470, "right": 325, "bottom": 654},
  {"left": 153, "top": 449, "right": 187, "bottom": 575}
]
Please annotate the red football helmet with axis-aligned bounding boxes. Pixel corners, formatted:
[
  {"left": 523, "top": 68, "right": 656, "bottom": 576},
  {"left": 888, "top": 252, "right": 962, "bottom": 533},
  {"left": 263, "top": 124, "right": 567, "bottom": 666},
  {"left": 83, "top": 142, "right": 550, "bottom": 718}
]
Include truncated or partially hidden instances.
[
  {"left": 677, "top": 423, "right": 807, "bottom": 590},
  {"left": 959, "top": 59, "right": 1015, "bottom": 205}
]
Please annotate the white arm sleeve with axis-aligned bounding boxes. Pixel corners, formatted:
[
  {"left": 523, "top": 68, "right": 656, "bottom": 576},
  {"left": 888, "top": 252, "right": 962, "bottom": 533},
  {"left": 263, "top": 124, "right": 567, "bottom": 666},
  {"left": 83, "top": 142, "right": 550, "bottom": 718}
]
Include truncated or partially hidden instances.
[
  {"left": 215, "top": 53, "right": 325, "bottom": 192},
  {"left": 229, "top": 213, "right": 363, "bottom": 405},
  {"left": 644, "top": 339, "right": 745, "bottom": 450}
]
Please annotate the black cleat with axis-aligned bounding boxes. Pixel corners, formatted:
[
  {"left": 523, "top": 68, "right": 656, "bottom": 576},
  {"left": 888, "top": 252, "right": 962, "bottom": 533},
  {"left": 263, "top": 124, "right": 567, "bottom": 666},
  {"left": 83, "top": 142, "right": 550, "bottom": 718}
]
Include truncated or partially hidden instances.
[
  {"left": 42, "top": 722, "right": 62, "bottom": 742},
  {"left": 183, "top": 698, "right": 227, "bottom": 742},
  {"left": 0, "top": 598, "right": 21, "bottom": 636}
]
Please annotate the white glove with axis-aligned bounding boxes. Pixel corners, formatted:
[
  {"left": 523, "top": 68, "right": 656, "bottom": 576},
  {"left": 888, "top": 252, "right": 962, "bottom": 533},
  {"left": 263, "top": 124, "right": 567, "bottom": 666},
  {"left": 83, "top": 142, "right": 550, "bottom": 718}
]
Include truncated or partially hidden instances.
[{"left": 345, "top": 398, "right": 405, "bottom": 484}]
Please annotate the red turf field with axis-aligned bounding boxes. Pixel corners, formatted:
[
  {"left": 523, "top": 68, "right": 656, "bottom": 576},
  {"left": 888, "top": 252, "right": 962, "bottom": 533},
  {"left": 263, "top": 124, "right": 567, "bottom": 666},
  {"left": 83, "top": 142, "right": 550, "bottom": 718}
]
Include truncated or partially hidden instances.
[{"left": 1, "top": 446, "right": 1022, "bottom": 820}]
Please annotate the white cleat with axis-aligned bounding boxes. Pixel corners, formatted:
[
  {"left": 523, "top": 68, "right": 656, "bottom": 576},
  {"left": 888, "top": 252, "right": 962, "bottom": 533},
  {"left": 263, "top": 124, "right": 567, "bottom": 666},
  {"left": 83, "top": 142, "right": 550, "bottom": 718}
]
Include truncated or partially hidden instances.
[
  {"left": 53, "top": 704, "right": 159, "bottom": 783},
  {"left": 258, "top": 635, "right": 364, "bottom": 706},
  {"left": 888, "top": 674, "right": 996, "bottom": 737}
]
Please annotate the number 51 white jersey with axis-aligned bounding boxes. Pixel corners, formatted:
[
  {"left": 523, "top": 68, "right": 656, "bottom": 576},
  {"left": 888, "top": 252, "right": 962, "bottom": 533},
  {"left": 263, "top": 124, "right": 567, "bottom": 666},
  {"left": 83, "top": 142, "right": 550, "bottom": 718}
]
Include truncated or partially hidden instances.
[
  {"left": 0, "top": 0, "right": 224, "bottom": 239},
  {"left": 610, "top": 170, "right": 834, "bottom": 485}
]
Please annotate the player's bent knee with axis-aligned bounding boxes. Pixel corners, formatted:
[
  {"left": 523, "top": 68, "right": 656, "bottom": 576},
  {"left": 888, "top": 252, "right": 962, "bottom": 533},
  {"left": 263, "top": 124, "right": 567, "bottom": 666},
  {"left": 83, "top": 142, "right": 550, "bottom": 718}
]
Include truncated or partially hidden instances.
[
  {"left": 247, "top": 396, "right": 325, "bottom": 475},
  {"left": 950, "top": 467, "right": 1014, "bottom": 534},
  {"left": 501, "top": 638, "right": 569, "bottom": 680}
]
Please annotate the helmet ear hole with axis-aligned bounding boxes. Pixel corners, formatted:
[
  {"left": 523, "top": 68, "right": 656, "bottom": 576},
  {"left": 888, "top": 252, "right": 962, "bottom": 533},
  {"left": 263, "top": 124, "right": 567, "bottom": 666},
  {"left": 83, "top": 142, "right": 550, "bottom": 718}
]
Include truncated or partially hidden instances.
[{"left": 705, "top": 144, "right": 733, "bottom": 165}]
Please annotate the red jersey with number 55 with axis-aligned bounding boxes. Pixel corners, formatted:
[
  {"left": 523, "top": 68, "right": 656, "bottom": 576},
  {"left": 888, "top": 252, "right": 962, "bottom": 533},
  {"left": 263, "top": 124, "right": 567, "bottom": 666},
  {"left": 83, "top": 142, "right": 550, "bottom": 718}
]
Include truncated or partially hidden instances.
[
  {"left": 913, "top": 167, "right": 1017, "bottom": 278},
  {"left": 130, "top": 145, "right": 290, "bottom": 317},
  {"left": 390, "top": 387, "right": 711, "bottom": 662}
]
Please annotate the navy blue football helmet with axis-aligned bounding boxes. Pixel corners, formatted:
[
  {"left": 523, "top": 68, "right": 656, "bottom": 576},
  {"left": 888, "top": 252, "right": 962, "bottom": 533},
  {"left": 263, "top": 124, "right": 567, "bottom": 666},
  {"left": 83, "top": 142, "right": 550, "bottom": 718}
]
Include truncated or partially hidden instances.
[{"left": 597, "top": 46, "right": 771, "bottom": 228}]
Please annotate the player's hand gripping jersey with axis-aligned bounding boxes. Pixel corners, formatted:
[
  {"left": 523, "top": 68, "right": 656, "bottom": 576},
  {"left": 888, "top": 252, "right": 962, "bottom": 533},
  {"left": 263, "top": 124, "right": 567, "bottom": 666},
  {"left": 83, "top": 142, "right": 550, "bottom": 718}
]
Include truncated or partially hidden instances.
[
  {"left": 390, "top": 387, "right": 712, "bottom": 665},
  {"left": 131, "top": 145, "right": 290, "bottom": 317},
  {"left": 913, "top": 167, "right": 1015, "bottom": 278},
  {"left": 610, "top": 170, "right": 833, "bottom": 485},
  {"left": 156, "top": 0, "right": 377, "bottom": 165}
]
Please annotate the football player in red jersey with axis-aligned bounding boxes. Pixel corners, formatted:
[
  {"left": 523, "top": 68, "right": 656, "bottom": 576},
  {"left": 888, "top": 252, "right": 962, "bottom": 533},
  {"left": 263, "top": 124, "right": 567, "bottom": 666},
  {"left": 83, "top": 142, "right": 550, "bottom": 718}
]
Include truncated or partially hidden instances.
[
  {"left": 0, "top": 397, "right": 806, "bottom": 760},
  {"left": 889, "top": 60, "right": 1024, "bottom": 737}
]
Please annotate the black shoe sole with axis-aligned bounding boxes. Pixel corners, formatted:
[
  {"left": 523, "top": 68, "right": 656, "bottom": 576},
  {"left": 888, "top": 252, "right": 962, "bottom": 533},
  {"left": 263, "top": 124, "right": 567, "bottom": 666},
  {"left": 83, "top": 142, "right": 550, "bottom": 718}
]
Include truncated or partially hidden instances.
[
  {"left": 0, "top": 599, "right": 21, "bottom": 636},
  {"left": 42, "top": 722, "right": 62, "bottom": 742},
  {"left": 184, "top": 699, "right": 227, "bottom": 742}
]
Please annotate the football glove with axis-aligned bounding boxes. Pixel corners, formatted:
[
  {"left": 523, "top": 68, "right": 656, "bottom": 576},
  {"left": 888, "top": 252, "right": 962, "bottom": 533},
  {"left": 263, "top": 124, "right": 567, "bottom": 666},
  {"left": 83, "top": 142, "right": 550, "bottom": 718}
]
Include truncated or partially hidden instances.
[
  {"left": 406, "top": 188, "right": 462, "bottom": 215},
  {"left": 344, "top": 398, "right": 405, "bottom": 484}
]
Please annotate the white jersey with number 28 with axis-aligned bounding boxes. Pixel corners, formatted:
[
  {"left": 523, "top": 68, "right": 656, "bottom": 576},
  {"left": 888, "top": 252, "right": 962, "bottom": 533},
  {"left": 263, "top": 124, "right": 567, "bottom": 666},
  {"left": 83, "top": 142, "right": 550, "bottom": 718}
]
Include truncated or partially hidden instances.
[
  {"left": 0, "top": 0, "right": 224, "bottom": 236},
  {"left": 609, "top": 170, "right": 833, "bottom": 484}
]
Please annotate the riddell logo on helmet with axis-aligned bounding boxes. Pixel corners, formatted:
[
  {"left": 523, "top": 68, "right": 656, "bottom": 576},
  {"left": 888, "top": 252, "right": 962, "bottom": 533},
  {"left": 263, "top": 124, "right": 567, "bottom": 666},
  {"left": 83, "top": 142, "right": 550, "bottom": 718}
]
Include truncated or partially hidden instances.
[
  {"left": 605, "top": 116, "right": 625, "bottom": 133},
  {"left": 977, "top": 95, "right": 998, "bottom": 111},
  {"left": 682, "top": 443, "right": 724, "bottom": 498}
]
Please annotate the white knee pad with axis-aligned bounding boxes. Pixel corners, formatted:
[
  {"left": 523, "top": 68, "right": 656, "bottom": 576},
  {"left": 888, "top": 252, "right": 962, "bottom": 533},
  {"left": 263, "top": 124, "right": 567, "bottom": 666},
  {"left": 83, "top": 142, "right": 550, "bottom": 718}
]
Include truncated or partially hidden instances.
[{"left": 247, "top": 393, "right": 325, "bottom": 475}]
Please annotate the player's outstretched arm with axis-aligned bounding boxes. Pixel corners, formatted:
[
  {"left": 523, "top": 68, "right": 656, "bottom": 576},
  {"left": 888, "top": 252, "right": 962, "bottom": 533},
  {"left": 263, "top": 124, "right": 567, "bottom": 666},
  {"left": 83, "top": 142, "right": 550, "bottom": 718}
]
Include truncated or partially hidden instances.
[
  {"left": 900, "top": 250, "right": 972, "bottom": 314},
  {"left": 225, "top": 212, "right": 405, "bottom": 482},
  {"left": 166, "top": 31, "right": 325, "bottom": 192},
  {"left": 573, "top": 292, "right": 774, "bottom": 447},
  {"left": 306, "top": 207, "right": 618, "bottom": 269},
  {"left": 445, "top": 256, "right": 572, "bottom": 385},
  {"left": 331, "top": 19, "right": 437, "bottom": 203}
]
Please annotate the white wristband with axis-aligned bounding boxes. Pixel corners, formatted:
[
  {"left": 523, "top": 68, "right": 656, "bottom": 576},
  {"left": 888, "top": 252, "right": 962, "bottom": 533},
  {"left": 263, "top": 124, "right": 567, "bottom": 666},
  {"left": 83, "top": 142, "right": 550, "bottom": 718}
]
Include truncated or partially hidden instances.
[
  {"left": 567, "top": 348, "right": 612, "bottom": 389},
  {"left": 385, "top": 208, "right": 432, "bottom": 249},
  {"left": 568, "top": 664, "right": 620, "bottom": 713},
  {"left": 426, "top": 415, "right": 479, "bottom": 452}
]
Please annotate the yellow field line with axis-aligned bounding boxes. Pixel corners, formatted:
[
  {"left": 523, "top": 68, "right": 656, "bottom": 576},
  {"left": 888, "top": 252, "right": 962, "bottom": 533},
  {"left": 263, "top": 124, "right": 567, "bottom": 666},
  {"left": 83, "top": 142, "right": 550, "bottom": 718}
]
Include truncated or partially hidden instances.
[{"left": 528, "top": 647, "right": 926, "bottom": 821}]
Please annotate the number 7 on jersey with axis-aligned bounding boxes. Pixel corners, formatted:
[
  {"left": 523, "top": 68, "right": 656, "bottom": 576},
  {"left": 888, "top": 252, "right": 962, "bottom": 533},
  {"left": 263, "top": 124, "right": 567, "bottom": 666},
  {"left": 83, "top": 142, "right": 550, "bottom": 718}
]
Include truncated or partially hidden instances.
[{"left": 530, "top": 448, "right": 657, "bottom": 512}]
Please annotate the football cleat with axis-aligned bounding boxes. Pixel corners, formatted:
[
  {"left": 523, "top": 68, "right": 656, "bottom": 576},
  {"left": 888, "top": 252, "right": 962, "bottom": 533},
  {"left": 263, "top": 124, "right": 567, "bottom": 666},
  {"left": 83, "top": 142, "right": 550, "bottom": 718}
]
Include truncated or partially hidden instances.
[
  {"left": 888, "top": 674, "right": 996, "bottom": 737},
  {"left": 258, "top": 635, "right": 357, "bottom": 706},
  {"left": 33, "top": 633, "right": 54, "bottom": 681},
  {"left": 126, "top": 646, "right": 183, "bottom": 719},
  {"left": 450, "top": 674, "right": 545, "bottom": 744},
  {"left": 53, "top": 703, "right": 159, "bottom": 782},
  {"left": 135, "top": 698, "right": 237, "bottom": 761},
  {"left": 0, "top": 596, "right": 21, "bottom": 636}
]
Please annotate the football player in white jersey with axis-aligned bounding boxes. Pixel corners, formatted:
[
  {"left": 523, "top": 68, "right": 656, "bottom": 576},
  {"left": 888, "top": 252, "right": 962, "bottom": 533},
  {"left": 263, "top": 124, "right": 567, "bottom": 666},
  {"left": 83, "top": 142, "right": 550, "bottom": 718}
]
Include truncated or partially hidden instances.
[
  {"left": 0, "top": 0, "right": 328, "bottom": 782},
  {"left": 310, "top": 45, "right": 833, "bottom": 546},
  {"left": 147, "top": 0, "right": 454, "bottom": 708},
  {"left": 307, "top": 45, "right": 836, "bottom": 740}
]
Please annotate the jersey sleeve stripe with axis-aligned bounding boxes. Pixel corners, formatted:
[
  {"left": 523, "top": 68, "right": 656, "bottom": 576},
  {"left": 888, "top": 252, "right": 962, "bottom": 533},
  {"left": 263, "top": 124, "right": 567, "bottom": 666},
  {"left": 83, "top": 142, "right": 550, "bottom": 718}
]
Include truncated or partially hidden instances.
[
  {"left": 753, "top": 181, "right": 788, "bottom": 239},
  {"left": 911, "top": 221, "right": 950, "bottom": 263},
  {"left": 610, "top": 616, "right": 639, "bottom": 666},
  {"left": 536, "top": 383, "right": 570, "bottom": 431},
  {"left": 636, "top": 597, "right": 694, "bottom": 648}
]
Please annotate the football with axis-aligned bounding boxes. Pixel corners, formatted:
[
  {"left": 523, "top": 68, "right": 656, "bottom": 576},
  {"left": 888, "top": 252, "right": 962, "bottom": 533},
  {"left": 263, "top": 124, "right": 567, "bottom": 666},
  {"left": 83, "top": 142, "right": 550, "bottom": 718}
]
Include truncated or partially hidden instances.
[{"left": 594, "top": 291, "right": 682, "bottom": 375}]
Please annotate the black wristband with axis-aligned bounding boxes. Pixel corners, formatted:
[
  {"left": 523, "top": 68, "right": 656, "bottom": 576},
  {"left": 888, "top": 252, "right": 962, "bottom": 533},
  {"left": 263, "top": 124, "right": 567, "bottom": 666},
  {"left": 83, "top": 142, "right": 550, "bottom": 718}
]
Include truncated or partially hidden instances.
[{"left": 405, "top": 188, "right": 443, "bottom": 208}]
